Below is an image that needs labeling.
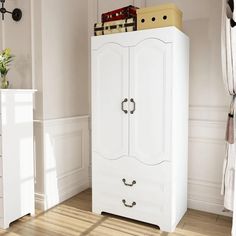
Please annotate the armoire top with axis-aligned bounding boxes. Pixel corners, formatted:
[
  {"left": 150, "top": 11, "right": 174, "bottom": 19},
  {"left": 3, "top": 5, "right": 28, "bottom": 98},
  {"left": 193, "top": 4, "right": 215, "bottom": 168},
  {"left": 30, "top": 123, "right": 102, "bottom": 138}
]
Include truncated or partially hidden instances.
[{"left": 91, "top": 26, "right": 189, "bottom": 50}]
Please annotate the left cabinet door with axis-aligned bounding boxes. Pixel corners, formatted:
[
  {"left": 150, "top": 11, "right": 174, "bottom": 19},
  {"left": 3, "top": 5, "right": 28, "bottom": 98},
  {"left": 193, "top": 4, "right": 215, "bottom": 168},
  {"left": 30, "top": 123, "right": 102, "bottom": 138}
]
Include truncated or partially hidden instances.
[{"left": 92, "top": 43, "right": 129, "bottom": 160}]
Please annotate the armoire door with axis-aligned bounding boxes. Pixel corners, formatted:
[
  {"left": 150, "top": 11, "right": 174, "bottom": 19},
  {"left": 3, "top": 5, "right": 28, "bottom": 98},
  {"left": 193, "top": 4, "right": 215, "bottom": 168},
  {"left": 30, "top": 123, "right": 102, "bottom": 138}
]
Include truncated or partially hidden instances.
[
  {"left": 92, "top": 43, "right": 129, "bottom": 160},
  {"left": 129, "top": 38, "right": 172, "bottom": 165}
]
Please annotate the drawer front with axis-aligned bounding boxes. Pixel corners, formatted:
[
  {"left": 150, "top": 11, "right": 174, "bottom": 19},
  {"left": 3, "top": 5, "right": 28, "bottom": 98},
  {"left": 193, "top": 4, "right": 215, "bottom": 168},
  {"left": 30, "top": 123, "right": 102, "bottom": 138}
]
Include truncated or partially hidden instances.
[
  {"left": 93, "top": 189, "right": 169, "bottom": 226},
  {"left": 0, "top": 119, "right": 2, "bottom": 136},
  {"left": 0, "top": 157, "right": 2, "bottom": 176},
  {"left": 0, "top": 198, "right": 4, "bottom": 218},
  {"left": 0, "top": 178, "right": 3, "bottom": 196},
  {"left": 93, "top": 154, "right": 171, "bottom": 196},
  {"left": 93, "top": 167, "right": 170, "bottom": 206},
  {"left": 92, "top": 154, "right": 171, "bottom": 224},
  {"left": 0, "top": 136, "right": 2, "bottom": 156}
]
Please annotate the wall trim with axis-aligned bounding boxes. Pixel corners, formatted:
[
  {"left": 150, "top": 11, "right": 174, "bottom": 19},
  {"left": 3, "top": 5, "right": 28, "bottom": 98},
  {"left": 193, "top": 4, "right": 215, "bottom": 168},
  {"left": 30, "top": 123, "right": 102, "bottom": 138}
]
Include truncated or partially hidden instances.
[
  {"left": 189, "top": 105, "right": 228, "bottom": 123},
  {"left": 34, "top": 115, "right": 90, "bottom": 124},
  {"left": 187, "top": 178, "right": 232, "bottom": 217},
  {"left": 189, "top": 137, "right": 224, "bottom": 145},
  {"left": 57, "top": 180, "right": 90, "bottom": 205},
  {"left": 35, "top": 193, "right": 45, "bottom": 211},
  {"left": 188, "top": 199, "right": 232, "bottom": 217},
  {"left": 189, "top": 178, "right": 222, "bottom": 188},
  {"left": 35, "top": 180, "right": 90, "bottom": 211},
  {"left": 34, "top": 115, "right": 90, "bottom": 211},
  {"left": 188, "top": 105, "right": 228, "bottom": 216}
]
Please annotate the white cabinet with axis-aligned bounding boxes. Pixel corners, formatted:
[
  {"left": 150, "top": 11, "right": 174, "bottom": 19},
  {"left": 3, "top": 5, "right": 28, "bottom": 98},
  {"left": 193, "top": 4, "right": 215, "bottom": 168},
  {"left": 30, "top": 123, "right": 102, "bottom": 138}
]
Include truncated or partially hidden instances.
[
  {"left": 0, "top": 90, "right": 35, "bottom": 229},
  {"left": 92, "top": 27, "right": 189, "bottom": 232}
]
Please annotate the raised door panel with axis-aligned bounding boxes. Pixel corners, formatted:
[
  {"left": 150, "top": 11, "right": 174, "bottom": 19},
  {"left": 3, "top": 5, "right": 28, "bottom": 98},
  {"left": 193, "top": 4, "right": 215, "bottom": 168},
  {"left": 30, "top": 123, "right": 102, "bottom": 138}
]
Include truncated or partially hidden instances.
[
  {"left": 129, "top": 39, "right": 172, "bottom": 165},
  {"left": 92, "top": 43, "right": 129, "bottom": 160}
]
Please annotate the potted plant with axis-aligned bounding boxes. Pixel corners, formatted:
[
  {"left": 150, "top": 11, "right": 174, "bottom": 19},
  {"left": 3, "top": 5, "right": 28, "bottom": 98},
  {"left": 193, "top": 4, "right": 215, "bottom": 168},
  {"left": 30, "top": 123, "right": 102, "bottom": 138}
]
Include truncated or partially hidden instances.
[{"left": 0, "top": 48, "right": 13, "bottom": 89}]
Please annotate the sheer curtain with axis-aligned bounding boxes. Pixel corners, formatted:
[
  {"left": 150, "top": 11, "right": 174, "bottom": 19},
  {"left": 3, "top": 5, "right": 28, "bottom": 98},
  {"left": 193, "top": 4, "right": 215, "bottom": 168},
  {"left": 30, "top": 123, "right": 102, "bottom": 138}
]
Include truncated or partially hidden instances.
[{"left": 221, "top": 0, "right": 236, "bottom": 235}]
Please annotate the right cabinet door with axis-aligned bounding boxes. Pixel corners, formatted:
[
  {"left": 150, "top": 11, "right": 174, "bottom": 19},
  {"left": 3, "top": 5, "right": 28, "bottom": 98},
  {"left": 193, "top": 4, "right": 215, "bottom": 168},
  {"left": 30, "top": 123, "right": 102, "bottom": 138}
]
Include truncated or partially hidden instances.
[{"left": 129, "top": 38, "right": 172, "bottom": 165}]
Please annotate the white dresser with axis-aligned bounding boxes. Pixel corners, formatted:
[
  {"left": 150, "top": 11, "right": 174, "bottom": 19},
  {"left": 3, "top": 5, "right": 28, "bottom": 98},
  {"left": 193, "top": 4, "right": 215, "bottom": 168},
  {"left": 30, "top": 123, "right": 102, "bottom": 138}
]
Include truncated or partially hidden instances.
[
  {"left": 91, "top": 27, "right": 189, "bottom": 232},
  {"left": 0, "top": 89, "right": 35, "bottom": 229}
]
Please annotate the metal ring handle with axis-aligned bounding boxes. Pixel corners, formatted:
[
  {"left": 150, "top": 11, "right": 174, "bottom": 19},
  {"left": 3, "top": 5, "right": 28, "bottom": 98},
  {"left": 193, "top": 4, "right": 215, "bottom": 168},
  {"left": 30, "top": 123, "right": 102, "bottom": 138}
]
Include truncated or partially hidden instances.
[
  {"left": 122, "top": 199, "right": 136, "bottom": 208},
  {"left": 121, "top": 98, "right": 128, "bottom": 114},
  {"left": 130, "top": 98, "right": 136, "bottom": 114},
  {"left": 122, "top": 178, "right": 136, "bottom": 187}
]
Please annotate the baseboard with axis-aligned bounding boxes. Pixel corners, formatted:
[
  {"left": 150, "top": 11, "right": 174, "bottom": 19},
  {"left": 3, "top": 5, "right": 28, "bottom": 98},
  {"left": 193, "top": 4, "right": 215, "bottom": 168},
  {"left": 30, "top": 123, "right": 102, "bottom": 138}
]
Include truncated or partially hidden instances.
[
  {"left": 188, "top": 198, "right": 232, "bottom": 217},
  {"left": 35, "top": 181, "right": 90, "bottom": 211},
  {"left": 58, "top": 181, "right": 90, "bottom": 204},
  {"left": 34, "top": 115, "right": 90, "bottom": 211},
  {"left": 35, "top": 193, "right": 46, "bottom": 211},
  {"left": 89, "top": 165, "right": 92, "bottom": 188}
]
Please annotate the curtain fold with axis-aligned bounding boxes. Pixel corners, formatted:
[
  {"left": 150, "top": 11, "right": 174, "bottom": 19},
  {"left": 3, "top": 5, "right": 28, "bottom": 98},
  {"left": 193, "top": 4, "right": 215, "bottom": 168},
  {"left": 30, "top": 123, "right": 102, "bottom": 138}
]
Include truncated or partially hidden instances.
[{"left": 221, "top": 0, "right": 236, "bottom": 235}]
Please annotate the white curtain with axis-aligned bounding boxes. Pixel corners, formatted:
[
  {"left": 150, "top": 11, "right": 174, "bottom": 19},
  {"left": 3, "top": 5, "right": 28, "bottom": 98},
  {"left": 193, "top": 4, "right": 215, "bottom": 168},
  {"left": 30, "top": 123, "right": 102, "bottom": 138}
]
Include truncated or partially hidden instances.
[{"left": 221, "top": 0, "right": 236, "bottom": 235}]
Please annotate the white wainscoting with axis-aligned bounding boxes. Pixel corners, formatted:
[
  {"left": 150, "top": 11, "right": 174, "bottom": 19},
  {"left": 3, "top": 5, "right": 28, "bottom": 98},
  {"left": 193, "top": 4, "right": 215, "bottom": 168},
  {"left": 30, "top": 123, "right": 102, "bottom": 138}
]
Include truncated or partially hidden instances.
[
  {"left": 34, "top": 116, "right": 90, "bottom": 210},
  {"left": 188, "top": 106, "right": 231, "bottom": 216}
]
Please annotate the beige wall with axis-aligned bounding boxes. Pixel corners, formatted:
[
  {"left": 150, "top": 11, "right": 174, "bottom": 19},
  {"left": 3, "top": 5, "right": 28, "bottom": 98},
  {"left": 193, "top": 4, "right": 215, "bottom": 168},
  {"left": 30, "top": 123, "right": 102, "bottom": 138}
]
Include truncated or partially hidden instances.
[
  {"left": 31, "top": 0, "right": 89, "bottom": 120},
  {"left": 31, "top": 0, "right": 90, "bottom": 204},
  {"left": 146, "top": 0, "right": 228, "bottom": 107},
  {"left": 0, "top": 0, "right": 90, "bottom": 118},
  {"left": 0, "top": 0, "right": 32, "bottom": 89},
  {"left": 40, "top": 0, "right": 89, "bottom": 120}
]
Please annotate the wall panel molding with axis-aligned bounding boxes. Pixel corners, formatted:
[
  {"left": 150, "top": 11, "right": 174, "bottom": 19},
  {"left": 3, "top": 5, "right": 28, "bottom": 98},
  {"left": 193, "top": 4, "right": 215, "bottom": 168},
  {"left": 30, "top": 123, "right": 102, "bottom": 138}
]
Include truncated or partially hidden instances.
[
  {"left": 188, "top": 105, "right": 228, "bottom": 215},
  {"left": 35, "top": 193, "right": 45, "bottom": 211},
  {"left": 188, "top": 178, "right": 232, "bottom": 217},
  {"left": 189, "top": 105, "right": 228, "bottom": 123},
  {"left": 34, "top": 116, "right": 90, "bottom": 210}
]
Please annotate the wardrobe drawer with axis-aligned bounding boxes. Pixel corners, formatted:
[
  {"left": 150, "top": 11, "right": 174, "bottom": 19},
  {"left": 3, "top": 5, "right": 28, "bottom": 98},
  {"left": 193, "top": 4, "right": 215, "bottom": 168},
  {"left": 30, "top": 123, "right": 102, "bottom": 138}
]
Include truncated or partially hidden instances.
[
  {"left": 92, "top": 154, "right": 171, "bottom": 195},
  {"left": 93, "top": 168, "right": 170, "bottom": 215},
  {"left": 94, "top": 171, "right": 169, "bottom": 204},
  {"left": 93, "top": 155, "right": 171, "bottom": 225},
  {"left": 93, "top": 188, "right": 169, "bottom": 227},
  {"left": 0, "top": 198, "right": 3, "bottom": 218},
  {"left": 0, "top": 179, "right": 3, "bottom": 196},
  {"left": 0, "top": 157, "right": 3, "bottom": 176},
  {"left": 0, "top": 136, "right": 2, "bottom": 156},
  {"left": 0, "top": 115, "right": 2, "bottom": 135}
]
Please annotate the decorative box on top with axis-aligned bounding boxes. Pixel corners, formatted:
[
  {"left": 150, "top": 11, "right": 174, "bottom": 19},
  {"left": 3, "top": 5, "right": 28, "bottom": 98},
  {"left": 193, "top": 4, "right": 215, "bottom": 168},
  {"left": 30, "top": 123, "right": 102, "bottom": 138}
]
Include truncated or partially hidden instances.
[
  {"left": 137, "top": 4, "right": 183, "bottom": 31},
  {"left": 102, "top": 5, "right": 138, "bottom": 23},
  {"left": 94, "top": 5, "right": 138, "bottom": 36}
]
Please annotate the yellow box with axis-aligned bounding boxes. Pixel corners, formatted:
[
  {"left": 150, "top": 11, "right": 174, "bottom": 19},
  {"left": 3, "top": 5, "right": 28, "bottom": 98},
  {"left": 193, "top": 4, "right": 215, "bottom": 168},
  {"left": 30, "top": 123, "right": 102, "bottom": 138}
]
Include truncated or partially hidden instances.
[{"left": 137, "top": 4, "right": 183, "bottom": 31}]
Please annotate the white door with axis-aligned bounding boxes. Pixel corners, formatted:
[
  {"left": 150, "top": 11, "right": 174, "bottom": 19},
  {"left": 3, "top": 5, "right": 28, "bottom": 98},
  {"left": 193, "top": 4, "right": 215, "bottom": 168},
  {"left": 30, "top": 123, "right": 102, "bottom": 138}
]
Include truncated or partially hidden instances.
[
  {"left": 129, "top": 38, "right": 172, "bottom": 165},
  {"left": 92, "top": 43, "right": 129, "bottom": 160}
]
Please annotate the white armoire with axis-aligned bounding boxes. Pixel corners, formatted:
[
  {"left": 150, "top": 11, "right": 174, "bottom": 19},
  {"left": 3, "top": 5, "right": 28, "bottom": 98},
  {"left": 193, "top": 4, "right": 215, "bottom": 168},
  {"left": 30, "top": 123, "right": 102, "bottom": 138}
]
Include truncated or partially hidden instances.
[{"left": 91, "top": 27, "right": 189, "bottom": 232}]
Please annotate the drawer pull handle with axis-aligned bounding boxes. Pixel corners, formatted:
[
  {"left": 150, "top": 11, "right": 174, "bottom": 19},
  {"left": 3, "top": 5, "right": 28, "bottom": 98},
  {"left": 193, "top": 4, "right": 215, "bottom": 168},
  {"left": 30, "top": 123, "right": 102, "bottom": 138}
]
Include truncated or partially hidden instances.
[
  {"left": 130, "top": 98, "right": 136, "bottom": 114},
  {"left": 122, "top": 178, "right": 136, "bottom": 187},
  {"left": 121, "top": 98, "right": 128, "bottom": 114},
  {"left": 122, "top": 199, "right": 136, "bottom": 208}
]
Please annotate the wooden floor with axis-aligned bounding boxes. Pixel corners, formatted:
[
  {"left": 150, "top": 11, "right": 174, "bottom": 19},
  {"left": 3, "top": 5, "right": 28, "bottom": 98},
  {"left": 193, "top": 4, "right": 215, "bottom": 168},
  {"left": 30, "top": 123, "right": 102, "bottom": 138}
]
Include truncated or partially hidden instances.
[{"left": 0, "top": 189, "right": 232, "bottom": 236}]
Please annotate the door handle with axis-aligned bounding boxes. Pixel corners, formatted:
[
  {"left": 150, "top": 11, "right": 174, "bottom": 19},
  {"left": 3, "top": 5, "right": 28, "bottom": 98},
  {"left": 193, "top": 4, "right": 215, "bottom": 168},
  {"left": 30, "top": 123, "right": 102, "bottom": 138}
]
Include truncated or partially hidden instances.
[
  {"left": 122, "top": 178, "right": 136, "bottom": 187},
  {"left": 130, "top": 98, "right": 136, "bottom": 114},
  {"left": 122, "top": 199, "right": 136, "bottom": 208},
  {"left": 121, "top": 98, "right": 128, "bottom": 114}
]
